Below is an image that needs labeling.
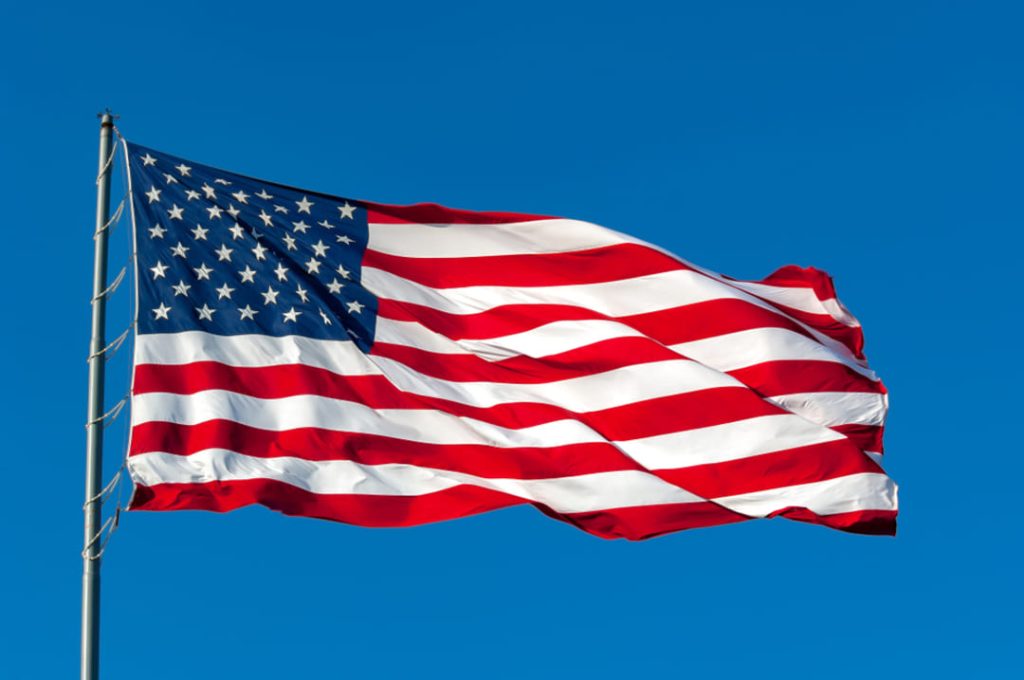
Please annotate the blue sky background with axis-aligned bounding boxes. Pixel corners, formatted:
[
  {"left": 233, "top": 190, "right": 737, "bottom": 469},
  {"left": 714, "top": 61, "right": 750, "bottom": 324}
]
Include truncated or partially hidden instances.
[{"left": 2, "top": 1, "right": 1021, "bottom": 677}]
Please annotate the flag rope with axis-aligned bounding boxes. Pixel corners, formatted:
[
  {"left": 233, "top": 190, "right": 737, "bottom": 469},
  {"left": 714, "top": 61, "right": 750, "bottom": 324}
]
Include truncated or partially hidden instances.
[
  {"left": 85, "top": 324, "right": 134, "bottom": 363},
  {"left": 90, "top": 262, "right": 127, "bottom": 302},
  {"left": 84, "top": 396, "right": 127, "bottom": 429},
  {"left": 92, "top": 196, "right": 126, "bottom": 239}
]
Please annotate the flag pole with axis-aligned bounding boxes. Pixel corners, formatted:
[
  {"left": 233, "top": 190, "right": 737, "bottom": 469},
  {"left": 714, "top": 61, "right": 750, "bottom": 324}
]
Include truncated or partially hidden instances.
[{"left": 82, "top": 110, "right": 115, "bottom": 680}]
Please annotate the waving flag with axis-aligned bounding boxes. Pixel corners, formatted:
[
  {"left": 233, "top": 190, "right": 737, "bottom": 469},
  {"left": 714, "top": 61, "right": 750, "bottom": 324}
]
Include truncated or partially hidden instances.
[{"left": 124, "top": 141, "right": 897, "bottom": 539}]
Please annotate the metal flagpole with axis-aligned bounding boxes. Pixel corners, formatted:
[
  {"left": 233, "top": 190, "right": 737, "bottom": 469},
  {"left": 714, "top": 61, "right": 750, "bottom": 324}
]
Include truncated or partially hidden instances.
[{"left": 82, "top": 111, "right": 115, "bottom": 680}]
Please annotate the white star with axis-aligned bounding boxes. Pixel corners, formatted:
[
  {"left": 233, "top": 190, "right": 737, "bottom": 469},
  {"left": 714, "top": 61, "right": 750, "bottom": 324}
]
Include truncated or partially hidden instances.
[
  {"left": 191, "top": 224, "right": 209, "bottom": 240},
  {"left": 170, "top": 241, "right": 189, "bottom": 258},
  {"left": 258, "top": 210, "right": 273, "bottom": 227},
  {"left": 336, "top": 263, "right": 351, "bottom": 279},
  {"left": 337, "top": 201, "right": 356, "bottom": 219},
  {"left": 185, "top": 189, "right": 201, "bottom": 201},
  {"left": 193, "top": 263, "right": 213, "bottom": 280},
  {"left": 229, "top": 223, "right": 246, "bottom": 240},
  {"left": 283, "top": 307, "right": 302, "bottom": 323},
  {"left": 141, "top": 153, "right": 157, "bottom": 166},
  {"left": 273, "top": 263, "right": 289, "bottom": 282},
  {"left": 146, "top": 186, "right": 161, "bottom": 203},
  {"left": 196, "top": 304, "right": 216, "bottom": 321},
  {"left": 172, "top": 280, "right": 191, "bottom": 297},
  {"left": 201, "top": 183, "right": 216, "bottom": 199},
  {"left": 273, "top": 204, "right": 289, "bottom": 214},
  {"left": 319, "top": 309, "right": 332, "bottom": 325},
  {"left": 167, "top": 204, "right": 184, "bottom": 220},
  {"left": 150, "top": 261, "right": 168, "bottom": 279},
  {"left": 214, "top": 178, "right": 231, "bottom": 185},
  {"left": 148, "top": 224, "right": 167, "bottom": 239},
  {"left": 261, "top": 286, "right": 280, "bottom": 305},
  {"left": 312, "top": 240, "right": 330, "bottom": 257},
  {"left": 326, "top": 278, "right": 344, "bottom": 294},
  {"left": 239, "top": 265, "right": 257, "bottom": 283},
  {"left": 295, "top": 196, "right": 314, "bottom": 214},
  {"left": 318, "top": 219, "right": 334, "bottom": 230},
  {"left": 206, "top": 205, "right": 223, "bottom": 220},
  {"left": 336, "top": 234, "right": 354, "bottom": 245},
  {"left": 216, "top": 282, "right": 235, "bottom": 300},
  {"left": 282, "top": 234, "right": 298, "bottom": 251},
  {"left": 163, "top": 173, "right": 178, "bottom": 185},
  {"left": 347, "top": 300, "right": 365, "bottom": 314},
  {"left": 295, "top": 284, "right": 309, "bottom": 303},
  {"left": 252, "top": 243, "right": 268, "bottom": 261},
  {"left": 232, "top": 190, "right": 250, "bottom": 204},
  {"left": 226, "top": 204, "right": 241, "bottom": 219},
  {"left": 305, "top": 257, "right": 321, "bottom": 274},
  {"left": 255, "top": 189, "right": 273, "bottom": 200},
  {"left": 175, "top": 163, "right": 192, "bottom": 177},
  {"left": 215, "top": 244, "right": 234, "bottom": 262},
  {"left": 239, "top": 304, "right": 258, "bottom": 320},
  {"left": 152, "top": 302, "right": 171, "bottom": 319},
  {"left": 292, "top": 220, "right": 311, "bottom": 234}
]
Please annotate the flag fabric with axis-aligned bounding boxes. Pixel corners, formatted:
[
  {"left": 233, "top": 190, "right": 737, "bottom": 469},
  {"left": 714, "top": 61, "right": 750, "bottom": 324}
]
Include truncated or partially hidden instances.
[{"left": 123, "top": 141, "right": 897, "bottom": 540}]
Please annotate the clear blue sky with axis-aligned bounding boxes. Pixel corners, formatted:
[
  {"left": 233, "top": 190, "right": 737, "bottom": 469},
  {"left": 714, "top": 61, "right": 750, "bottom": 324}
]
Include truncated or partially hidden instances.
[{"left": 3, "top": 1, "right": 1021, "bottom": 677}]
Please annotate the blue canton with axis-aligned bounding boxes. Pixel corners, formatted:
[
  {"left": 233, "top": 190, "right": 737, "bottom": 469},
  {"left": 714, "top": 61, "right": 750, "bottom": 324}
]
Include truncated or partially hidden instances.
[{"left": 128, "top": 143, "right": 377, "bottom": 351}]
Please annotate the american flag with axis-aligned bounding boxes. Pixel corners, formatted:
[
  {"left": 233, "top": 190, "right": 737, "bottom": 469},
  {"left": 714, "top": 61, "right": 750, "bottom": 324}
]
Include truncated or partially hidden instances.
[{"left": 124, "top": 141, "right": 897, "bottom": 539}]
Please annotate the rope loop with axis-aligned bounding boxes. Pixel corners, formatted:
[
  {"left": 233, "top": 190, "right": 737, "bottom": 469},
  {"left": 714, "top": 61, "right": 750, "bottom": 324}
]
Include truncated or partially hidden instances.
[
  {"left": 86, "top": 324, "right": 134, "bottom": 363},
  {"left": 91, "top": 264, "right": 127, "bottom": 303},
  {"left": 82, "top": 507, "right": 121, "bottom": 561},
  {"left": 93, "top": 196, "right": 126, "bottom": 239},
  {"left": 83, "top": 466, "right": 124, "bottom": 509},
  {"left": 84, "top": 397, "right": 127, "bottom": 429},
  {"left": 95, "top": 141, "right": 118, "bottom": 185}
]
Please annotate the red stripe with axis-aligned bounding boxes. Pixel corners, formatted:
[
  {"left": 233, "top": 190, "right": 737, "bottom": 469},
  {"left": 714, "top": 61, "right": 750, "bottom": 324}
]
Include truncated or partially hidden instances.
[
  {"left": 728, "top": 360, "right": 884, "bottom": 397},
  {"left": 364, "top": 243, "right": 684, "bottom": 287},
  {"left": 726, "top": 265, "right": 865, "bottom": 358},
  {"left": 554, "top": 502, "right": 749, "bottom": 540},
  {"left": 378, "top": 297, "right": 824, "bottom": 348},
  {"left": 832, "top": 423, "right": 885, "bottom": 454},
  {"left": 655, "top": 440, "right": 884, "bottom": 499},
  {"left": 377, "top": 295, "right": 867, "bottom": 370},
  {"left": 771, "top": 507, "right": 897, "bottom": 536},
  {"left": 129, "top": 421, "right": 644, "bottom": 478},
  {"left": 131, "top": 479, "right": 526, "bottom": 527},
  {"left": 370, "top": 337, "right": 882, "bottom": 404},
  {"left": 130, "top": 478, "right": 746, "bottom": 540},
  {"left": 368, "top": 249, "right": 865, "bottom": 358},
  {"left": 129, "top": 478, "right": 893, "bottom": 539},
  {"left": 370, "top": 336, "right": 681, "bottom": 384},
  {"left": 133, "top": 362, "right": 784, "bottom": 438},
  {"left": 365, "top": 201, "right": 552, "bottom": 225}
]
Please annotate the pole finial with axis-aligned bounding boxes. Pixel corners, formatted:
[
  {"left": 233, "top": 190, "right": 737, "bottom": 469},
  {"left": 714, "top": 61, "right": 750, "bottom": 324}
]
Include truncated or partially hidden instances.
[{"left": 97, "top": 109, "right": 118, "bottom": 126}]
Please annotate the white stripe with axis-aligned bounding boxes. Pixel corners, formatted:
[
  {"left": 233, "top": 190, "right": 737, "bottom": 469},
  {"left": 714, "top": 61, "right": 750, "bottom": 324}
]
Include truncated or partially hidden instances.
[
  {"left": 368, "top": 219, "right": 862, "bottom": 329},
  {"left": 766, "top": 392, "right": 888, "bottom": 428},
  {"left": 133, "top": 390, "right": 860, "bottom": 473},
  {"left": 365, "top": 265, "right": 771, "bottom": 316},
  {"left": 715, "top": 473, "right": 897, "bottom": 517},
  {"left": 378, "top": 314, "right": 876, "bottom": 380},
  {"left": 136, "top": 331, "right": 381, "bottom": 375},
  {"left": 669, "top": 327, "right": 875, "bottom": 377},
  {"left": 377, "top": 317, "right": 646, "bottom": 360},
  {"left": 136, "top": 331, "right": 744, "bottom": 413},
  {"left": 128, "top": 450, "right": 705, "bottom": 514},
  {"left": 619, "top": 414, "right": 847, "bottom": 470},
  {"left": 132, "top": 390, "right": 608, "bottom": 448},
  {"left": 367, "top": 218, "right": 628, "bottom": 257},
  {"left": 726, "top": 280, "right": 860, "bottom": 327},
  {"left": 364, "top": 266, "right": 868, "bottom": 369}
]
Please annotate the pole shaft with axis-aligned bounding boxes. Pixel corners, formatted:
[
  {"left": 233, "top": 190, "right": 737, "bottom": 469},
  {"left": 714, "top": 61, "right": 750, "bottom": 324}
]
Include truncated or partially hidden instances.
[{"left": 83, "top": 112, "right": 114, "bottom": 680}]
